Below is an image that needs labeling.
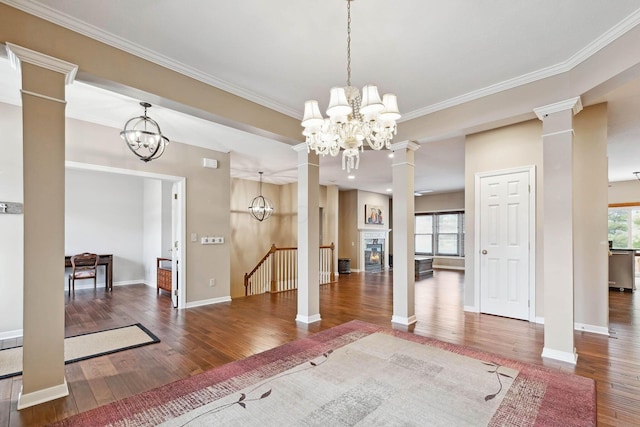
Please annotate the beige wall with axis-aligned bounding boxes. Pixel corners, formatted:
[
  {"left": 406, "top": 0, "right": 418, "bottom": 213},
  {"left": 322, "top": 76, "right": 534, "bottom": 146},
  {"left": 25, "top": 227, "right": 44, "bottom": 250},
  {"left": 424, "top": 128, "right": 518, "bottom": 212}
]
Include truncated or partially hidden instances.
[
  {"left": 230, "top": 179, "right": 336, "bottom": 298},
  {"left": 65, "top": 117, "right": 231, "bottom": 305},
  {"left": 338, "top": 190, "right": 359, "bottom": 268},
  {"left": 465, "top": 104, "right": 609, "bottom": 330},
  {"left": 465, "top": 118, "right": 544, "bottom": 314},
  {"left": 415, "top": 191, "right": 465, "bottom": 212},
  {"left": 609, "top": 180, "right": 640, "bottom": 204},
  {"left": 572, "top": 103, "right": 609, "bottom": 330},
  {"left": 0, "top": 4, "right": 301, "bottom": 145}
]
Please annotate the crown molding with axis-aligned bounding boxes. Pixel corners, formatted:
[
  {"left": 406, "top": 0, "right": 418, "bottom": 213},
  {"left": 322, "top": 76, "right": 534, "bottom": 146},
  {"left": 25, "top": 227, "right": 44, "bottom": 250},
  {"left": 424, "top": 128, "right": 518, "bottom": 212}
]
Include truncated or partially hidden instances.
[
  {"left": 1, "top": 0, "right": 301, "bottom": 118},
  {"left": 5, "top": 1, "right": 640, "bottom": 122},
  {"left": 400, "top": 7, "right": 640, "bottom": 121}
]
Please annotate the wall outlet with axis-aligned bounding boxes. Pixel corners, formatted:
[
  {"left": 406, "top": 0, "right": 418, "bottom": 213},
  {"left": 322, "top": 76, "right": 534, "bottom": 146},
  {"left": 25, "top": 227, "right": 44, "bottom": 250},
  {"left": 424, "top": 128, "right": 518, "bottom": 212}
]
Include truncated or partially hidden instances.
[
  {"left": 209, "top": 278, "right": 216, "bottom": 287},
  {"left": 191, "top": 233, "right": 197, "bottom": 242},
  {"left": 201, "top": 236, "right": 224, "bottom": 245}
]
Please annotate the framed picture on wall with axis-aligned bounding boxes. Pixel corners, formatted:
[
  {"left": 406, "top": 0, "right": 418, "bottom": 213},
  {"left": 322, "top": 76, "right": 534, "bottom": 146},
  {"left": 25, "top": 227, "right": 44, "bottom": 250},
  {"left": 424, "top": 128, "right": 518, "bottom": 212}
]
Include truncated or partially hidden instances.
[{"left": 365, "top": 204, "right": 384, "bottom": 225}]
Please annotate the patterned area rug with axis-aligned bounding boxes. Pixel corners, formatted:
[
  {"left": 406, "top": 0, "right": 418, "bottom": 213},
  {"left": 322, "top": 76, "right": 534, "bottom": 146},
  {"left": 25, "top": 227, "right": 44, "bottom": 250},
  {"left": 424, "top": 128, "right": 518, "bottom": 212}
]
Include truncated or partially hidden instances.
[
  {"left": 0, "top": 323, "right": 159, "bottom": 380},
  {"left": 52, "top": 320, "right": 595, "bottom": 426}
]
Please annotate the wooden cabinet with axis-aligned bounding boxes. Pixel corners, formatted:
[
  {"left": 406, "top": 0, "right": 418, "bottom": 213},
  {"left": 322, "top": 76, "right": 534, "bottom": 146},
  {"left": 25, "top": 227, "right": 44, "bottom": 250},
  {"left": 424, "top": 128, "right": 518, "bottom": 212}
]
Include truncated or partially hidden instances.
[{"left": 157, "top": 257, "right": 172, "bottom": 294}]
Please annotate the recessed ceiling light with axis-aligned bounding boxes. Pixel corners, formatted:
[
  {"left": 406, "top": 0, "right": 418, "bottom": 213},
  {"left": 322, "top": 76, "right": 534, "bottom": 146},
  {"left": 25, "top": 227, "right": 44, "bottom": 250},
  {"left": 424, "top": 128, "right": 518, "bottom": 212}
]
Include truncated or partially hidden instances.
[
  {"left": 386, "top": 188, "right": 392, "bottom": 192},
  {"left": 388, "top": 152, "right": 394, "bottom": 158},
  {"left": 348, "top": 175, "right": 355, "bottom": 180}
]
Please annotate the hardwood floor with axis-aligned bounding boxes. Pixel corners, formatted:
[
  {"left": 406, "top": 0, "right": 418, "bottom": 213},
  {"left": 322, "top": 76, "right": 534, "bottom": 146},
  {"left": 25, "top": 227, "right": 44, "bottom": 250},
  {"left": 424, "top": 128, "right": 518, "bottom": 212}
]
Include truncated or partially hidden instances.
[{"left": 1, "top": 270, "right": 638, "bottom": 426}]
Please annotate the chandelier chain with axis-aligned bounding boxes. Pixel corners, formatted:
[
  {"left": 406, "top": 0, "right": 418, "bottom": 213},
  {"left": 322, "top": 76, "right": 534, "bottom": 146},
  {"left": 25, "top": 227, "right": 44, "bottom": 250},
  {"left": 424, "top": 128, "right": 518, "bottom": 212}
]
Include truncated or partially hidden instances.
[{"left": 346, "top": 0, "right": 351, "bottom": 87}]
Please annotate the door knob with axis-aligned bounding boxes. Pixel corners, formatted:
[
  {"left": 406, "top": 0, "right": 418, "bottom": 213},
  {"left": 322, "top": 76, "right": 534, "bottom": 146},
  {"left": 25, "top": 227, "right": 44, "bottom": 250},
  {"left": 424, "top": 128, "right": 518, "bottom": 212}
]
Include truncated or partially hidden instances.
[{"left": 481, "top": 250, "right": 487, "bottom": 255}]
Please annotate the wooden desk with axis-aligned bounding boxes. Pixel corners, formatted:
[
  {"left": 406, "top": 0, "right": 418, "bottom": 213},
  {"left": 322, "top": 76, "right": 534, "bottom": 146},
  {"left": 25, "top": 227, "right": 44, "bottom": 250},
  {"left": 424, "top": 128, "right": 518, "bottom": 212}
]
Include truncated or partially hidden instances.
[{"left": 65, "top": 254, "right": 113, "bottom": 291}]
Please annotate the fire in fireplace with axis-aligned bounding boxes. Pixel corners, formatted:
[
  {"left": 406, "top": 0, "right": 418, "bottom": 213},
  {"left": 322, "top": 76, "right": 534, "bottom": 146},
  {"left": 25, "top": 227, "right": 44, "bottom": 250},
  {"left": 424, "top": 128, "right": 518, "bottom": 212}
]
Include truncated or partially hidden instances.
[{"left": 364, "top": 239, "right": 384, "bottom": 273}]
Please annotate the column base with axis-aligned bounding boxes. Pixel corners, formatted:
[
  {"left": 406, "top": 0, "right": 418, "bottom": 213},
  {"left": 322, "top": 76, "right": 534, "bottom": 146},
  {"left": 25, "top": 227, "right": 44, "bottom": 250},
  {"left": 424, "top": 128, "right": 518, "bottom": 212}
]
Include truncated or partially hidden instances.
[
  {"left": 391, "top": 314, "right": 417, "bottom": 326},
  {"left": 295, "top": 313, "right": 321, "bottom": 324},
  {"left": 18, "top": 379, "right": 69, "bottom": 410},
  {"left": 541, "top": 347, "right": 578, "bottom": 365}
]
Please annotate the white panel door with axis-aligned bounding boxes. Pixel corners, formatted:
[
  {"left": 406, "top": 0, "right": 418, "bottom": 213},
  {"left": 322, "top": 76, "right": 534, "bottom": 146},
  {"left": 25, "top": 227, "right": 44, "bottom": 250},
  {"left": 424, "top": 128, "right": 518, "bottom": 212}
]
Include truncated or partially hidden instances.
[{"left": 479, "top": 171, "right": 530, "bottom": 320}]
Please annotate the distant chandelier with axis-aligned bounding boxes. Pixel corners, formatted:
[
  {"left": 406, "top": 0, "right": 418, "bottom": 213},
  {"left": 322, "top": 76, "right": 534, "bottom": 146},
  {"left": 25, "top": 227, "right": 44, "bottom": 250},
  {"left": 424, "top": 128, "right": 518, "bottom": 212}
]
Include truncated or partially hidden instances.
[
  {"left": 301, "top": 0, "right": 401, "bottom": 173},
  {"left": 120, "top": 102, "right": 170, "bottom": 162},
  {"left": 248, "top": 172, "right": 274, "bottom": 222}
]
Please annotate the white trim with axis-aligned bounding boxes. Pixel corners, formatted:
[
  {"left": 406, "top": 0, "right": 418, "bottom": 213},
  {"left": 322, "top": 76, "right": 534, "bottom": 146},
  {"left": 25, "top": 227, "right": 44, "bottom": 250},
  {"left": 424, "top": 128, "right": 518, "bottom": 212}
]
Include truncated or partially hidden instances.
[
  {"left": 20, "top": 89, "right": 66, "bottom": 104},
  {"left": 540, "top": 129, "right": 576, "bottom": 139},
  {"left": 295, "top": 313, "right": 322, "bottom": 324},
  {"left": 0, "top": 329, "right": 23, "bottom": 340},
  {"left": 292, "top": 143, "right": 309, "bottom": 153},
  {"left": 474, "top": 165, "right": 537, "bottom": 322},
  {"left": 2, "top": 2, "right": 299, "bottom": 118},
  {"left": 464, "top": 305, "right": 479, "bottom": 313},
  {"left": 391, "top": 315, "right": 417, "bottom": 326},
  {"left": 65, "top": 161, "right": 188, "bottom": 310},
  {"left": 17, "top": 379, "right": 69, "bottom": 410},
  {"left": 5, "top": 2, "right": 640, "bottom": 121},
  {"left": 574, "top": 323, "right": 610, "bottom": 336},
  {"left": 185, "top": 296, "right": 232, "bottom": 309},
  {"left": 433, "top": 265, "right": 465, "bottom": 271},
  {"left": 389, "top": 140, "right": 420, "bottom": 152},
  {"left": 533, "top": 97, "right": 583, "bottom": 120},
  {"left": 5, "top": 42, "right": 78, "bottom": 85},
  {"left": 541, "top": 347, "right": 578, "bottom": 365},
  {"left": 401, "top": 6, "right": 640, "bottom": 121},
  {"left": 535, "top": 317, "right": 610, "bottom": 335}
]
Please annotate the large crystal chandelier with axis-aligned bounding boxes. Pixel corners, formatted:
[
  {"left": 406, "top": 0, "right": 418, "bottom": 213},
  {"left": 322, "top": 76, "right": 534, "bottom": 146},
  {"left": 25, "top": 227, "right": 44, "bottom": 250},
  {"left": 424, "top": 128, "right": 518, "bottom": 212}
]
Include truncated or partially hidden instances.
[{"left": 301, "top": 0, "right": 401, "bottom": 173}]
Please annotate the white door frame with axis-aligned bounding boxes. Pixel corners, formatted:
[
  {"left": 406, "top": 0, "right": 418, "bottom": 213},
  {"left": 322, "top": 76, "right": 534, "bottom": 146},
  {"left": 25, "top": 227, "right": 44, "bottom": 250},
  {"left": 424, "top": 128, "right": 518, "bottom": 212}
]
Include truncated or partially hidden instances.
[
  {"left": 474, "top": 165, "right": 536, "bottom": 322},
  {"left": 65, "top": 161, "right": 187, "bottom": 309}
]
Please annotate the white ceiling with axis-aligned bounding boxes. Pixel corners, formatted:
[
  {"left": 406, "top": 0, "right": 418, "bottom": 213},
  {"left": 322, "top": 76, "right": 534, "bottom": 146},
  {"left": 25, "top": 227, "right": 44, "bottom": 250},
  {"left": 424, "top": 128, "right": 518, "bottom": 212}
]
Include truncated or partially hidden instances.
[{"left": 2, "top": 0, "right": 640, "bottom": 192}]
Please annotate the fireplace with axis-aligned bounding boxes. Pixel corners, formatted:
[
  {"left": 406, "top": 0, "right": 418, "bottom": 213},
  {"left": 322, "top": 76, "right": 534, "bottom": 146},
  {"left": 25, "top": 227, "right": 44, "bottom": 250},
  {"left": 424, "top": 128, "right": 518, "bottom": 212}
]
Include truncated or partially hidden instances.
[
  {"left": 359, "top": 230, "right": 390, "bottom": 273},
  {"left": 364, "top": 239, "right": 384, "bottom": 273}
]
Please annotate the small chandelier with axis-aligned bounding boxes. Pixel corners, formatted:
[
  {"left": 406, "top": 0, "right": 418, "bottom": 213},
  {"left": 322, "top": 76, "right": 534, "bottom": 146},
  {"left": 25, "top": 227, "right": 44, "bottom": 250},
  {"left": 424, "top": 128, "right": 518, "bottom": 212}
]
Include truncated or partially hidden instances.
[
  {"left": 301, "top": 0, "right": 401, "bottom": 173},
  {"left": 120, "top": 102, "right": 170, "bottom": 162},
  {"left": 248, "top": 172, "right": 274, "bottom": 222}
]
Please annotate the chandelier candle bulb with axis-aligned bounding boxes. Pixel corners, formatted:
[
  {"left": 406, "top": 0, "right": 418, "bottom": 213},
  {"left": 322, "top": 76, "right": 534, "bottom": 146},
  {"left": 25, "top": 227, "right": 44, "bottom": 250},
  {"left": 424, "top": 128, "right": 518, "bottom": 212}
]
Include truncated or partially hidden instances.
[{"left": 300, "top": 0, "right": 400, "bottom": 172}]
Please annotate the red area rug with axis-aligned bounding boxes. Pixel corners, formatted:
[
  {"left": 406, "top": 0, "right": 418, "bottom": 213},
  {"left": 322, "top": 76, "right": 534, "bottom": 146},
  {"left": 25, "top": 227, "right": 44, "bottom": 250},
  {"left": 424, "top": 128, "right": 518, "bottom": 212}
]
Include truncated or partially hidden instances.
[{"left": 52, "top": 320, "right": 595, "bottom": 426}]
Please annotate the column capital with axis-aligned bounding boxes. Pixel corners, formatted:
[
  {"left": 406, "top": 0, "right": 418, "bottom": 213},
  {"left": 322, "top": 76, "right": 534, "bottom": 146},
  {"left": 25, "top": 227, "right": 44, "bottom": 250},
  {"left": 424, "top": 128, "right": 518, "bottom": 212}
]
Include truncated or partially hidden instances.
[
  {"left": 5, "top": 43, "right": 78, "bottom": 85},
  {"left": 292, "top": 142, "right": 309, "bottom": 153},
  {"left": 389, "top": 140, "right": 421, "bottom": 152},
  {"left": 533, "top": 97, "right": 583, "bottom": 121}
]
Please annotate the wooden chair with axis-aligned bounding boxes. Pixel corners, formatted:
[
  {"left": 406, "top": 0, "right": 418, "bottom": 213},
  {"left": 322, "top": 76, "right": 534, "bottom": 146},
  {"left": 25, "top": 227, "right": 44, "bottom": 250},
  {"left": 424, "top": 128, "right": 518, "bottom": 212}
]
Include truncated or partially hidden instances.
[{"left": 68, "top": 252, "right": 99, "bottom": 293}]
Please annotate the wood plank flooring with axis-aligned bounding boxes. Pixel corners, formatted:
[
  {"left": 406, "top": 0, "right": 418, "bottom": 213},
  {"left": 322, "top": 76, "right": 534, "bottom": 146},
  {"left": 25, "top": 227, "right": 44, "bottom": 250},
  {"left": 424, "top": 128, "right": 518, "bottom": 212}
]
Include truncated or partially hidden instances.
[{"left": 0, "top": 270, "right": 638, "bottom": 426}]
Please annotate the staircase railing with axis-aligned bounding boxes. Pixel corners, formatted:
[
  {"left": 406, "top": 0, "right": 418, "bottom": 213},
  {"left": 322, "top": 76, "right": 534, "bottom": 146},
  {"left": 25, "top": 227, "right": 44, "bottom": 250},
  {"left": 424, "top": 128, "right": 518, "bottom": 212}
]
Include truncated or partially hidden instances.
[{"left": 244, "top": 243, "right": 335, "bottom": 296}]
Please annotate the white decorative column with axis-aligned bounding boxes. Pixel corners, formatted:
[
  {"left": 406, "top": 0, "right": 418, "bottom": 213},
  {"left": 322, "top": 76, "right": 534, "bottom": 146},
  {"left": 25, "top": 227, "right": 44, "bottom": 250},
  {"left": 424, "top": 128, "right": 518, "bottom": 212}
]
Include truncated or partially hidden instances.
[
  {"left": 534, "top": 97, "right": 582, "bottom": 365},
  {"left": 293, "top": 144, "right": 321, "bottom": 323},
  {"left": 390, "top": 141, "right": 420, "bottom": 326},
  {"left": 6, "top": 43, "right": 77, "bottom": 409}
]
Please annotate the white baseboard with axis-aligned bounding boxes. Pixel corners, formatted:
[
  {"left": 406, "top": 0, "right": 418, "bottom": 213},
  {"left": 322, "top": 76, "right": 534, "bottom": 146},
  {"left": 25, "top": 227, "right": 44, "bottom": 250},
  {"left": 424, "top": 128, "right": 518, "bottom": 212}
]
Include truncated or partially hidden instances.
[
  {"left": 541, "top": 347, "right": 578, "bottom": 365},
  {"left": 391, "top": 315, "right": 417, "bottom": 326},
  {"left": 185, "top": 296, "right": 232, "bottom": 309},
  {"left": 463, "top": 305, "right": 479, "bottom": 313},
  {"left": 295, "top": 314, "right": 322, "bottom": 324},
  {"left": 433, "top": 266, "right": 466, "bottom": 271},
  {"left": 535, "top": 317, "right": 545, "bottom": 324},
  {"left": 574, "top": 322, "right": 610, "bottom": 336},
  {"left": 17, "top": 379, "right": 69, "bottom": 410},
  {"left": 0, "top": 328, "right": 23, "bottom": 340}
]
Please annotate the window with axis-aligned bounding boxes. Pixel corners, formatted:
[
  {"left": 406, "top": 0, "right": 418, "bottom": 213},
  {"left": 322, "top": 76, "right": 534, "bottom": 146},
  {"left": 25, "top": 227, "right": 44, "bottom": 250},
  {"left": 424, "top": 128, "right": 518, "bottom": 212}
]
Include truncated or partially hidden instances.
[
  {"left": 608, "top": 206, "right": 640, "bottom": 249},
  {"left": 415, "top": 211, "right": 465, "bottom": 256}
]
